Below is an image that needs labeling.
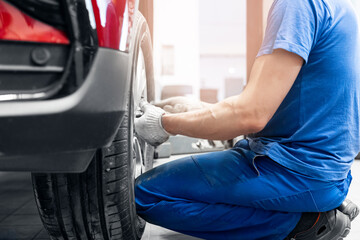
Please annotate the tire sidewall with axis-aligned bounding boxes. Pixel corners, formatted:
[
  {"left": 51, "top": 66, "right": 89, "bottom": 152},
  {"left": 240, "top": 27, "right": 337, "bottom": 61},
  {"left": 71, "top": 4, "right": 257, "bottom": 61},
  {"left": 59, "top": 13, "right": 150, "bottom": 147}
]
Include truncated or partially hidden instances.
[{"left": 128, "top": 12, "right": 155, "bottom": 239}]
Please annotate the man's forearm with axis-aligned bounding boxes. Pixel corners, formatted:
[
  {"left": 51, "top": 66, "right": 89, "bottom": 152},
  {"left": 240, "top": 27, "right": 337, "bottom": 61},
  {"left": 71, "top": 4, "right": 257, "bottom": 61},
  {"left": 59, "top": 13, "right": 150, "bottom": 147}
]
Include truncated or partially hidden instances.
[{"left": 161, "top": 95, "right": 263, "bottom": 140}]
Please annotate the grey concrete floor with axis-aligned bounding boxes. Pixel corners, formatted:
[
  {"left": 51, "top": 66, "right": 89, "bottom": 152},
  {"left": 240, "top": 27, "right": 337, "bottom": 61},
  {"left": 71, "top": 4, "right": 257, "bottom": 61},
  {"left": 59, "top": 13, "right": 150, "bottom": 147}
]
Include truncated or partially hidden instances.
[{"left": 0, "top": 157, "right": 358, "bottom": 239}]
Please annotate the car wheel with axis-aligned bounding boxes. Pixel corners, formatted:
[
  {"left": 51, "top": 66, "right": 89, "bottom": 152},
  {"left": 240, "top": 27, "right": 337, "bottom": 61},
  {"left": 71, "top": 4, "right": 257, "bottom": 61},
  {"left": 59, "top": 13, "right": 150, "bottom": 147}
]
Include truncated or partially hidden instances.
[{"left": 31, "top": 12, "right": 154, "bottom": 240}]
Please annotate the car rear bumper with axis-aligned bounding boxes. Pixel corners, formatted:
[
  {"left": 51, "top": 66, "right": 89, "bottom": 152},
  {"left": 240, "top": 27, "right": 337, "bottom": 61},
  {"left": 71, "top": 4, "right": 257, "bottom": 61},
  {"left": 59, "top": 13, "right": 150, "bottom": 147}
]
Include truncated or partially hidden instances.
[{"left": 0, "top": 47, "right": 131, "bottom": 173}]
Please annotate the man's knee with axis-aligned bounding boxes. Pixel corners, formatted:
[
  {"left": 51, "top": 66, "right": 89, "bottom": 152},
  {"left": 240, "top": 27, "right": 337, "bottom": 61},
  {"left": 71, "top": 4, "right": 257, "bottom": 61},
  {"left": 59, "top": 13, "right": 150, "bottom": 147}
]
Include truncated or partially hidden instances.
[
  {"left": 134, "top": 173, "right": 162, "bottom": 213},
  {"left": 134, "top": 174, "right": 149, "bottom": 201},
  {"left": 134, "top": 177, "right": 150, "bottom": 213}
]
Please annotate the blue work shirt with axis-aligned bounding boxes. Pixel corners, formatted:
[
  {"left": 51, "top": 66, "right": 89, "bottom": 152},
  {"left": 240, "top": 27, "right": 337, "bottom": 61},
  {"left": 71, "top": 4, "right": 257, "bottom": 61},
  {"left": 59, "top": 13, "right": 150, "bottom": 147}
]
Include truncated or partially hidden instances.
[{"left": 248, "top": 0, "right": 360, "bottom": 180}]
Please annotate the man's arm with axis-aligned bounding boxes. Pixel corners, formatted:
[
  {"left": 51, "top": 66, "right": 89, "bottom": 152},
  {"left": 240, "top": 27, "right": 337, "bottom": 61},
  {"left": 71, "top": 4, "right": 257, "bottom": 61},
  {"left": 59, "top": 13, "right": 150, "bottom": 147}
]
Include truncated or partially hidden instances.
[
  {"left": 153, "top": 96, "right": 214, "bottom": 113},
  {"left": 161, "top": 49, "right": 304, "bottom": 140}
]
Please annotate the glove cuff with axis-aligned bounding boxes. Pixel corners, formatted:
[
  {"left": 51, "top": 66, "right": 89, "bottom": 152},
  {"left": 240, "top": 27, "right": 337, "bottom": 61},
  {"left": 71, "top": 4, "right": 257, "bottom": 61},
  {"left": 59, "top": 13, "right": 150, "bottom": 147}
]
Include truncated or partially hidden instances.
[
  {"left": 145, "top": 107, "right": 170, "bottom": 144},
  {"left": 159, "top": 115, "right": 175, "bottom": 137}
]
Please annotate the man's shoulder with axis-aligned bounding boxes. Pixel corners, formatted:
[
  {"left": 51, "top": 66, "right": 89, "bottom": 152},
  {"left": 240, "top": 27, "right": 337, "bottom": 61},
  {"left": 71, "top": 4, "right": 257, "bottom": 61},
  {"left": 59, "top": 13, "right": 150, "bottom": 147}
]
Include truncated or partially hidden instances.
[{"left": 272, "top": 0, "right": 329, "bottom": 16}]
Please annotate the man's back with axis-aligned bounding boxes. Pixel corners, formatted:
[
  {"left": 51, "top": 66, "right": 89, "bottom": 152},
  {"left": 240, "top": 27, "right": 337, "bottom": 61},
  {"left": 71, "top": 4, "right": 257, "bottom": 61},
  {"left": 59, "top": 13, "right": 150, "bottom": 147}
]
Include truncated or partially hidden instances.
[{"left": 249, "top": 0, "right": 360, "bottom": 180}]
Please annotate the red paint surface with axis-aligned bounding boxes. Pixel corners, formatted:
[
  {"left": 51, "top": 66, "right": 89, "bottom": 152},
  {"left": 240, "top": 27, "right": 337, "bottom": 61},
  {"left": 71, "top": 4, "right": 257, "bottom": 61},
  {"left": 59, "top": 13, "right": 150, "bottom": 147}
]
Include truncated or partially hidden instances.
[
  {"left": 91, "top": 0, "right": 136, "bottom": 51},
  {"left": 0, "top": 1, "right": 69, "bottom": 44}
]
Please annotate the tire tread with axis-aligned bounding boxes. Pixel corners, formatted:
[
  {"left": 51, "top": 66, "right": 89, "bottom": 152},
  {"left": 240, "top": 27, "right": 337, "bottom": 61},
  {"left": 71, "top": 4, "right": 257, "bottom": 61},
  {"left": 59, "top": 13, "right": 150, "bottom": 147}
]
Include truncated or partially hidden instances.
[{"left": 31, "top": 12, "right": 153, "bottom": 240}]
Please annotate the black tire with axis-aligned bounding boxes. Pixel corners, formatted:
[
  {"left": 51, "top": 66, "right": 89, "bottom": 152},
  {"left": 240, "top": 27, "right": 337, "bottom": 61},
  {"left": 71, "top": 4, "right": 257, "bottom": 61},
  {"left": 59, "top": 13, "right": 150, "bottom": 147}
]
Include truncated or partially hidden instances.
[{"left": 32, "top": 12, "right": 154, "bottom": 240}]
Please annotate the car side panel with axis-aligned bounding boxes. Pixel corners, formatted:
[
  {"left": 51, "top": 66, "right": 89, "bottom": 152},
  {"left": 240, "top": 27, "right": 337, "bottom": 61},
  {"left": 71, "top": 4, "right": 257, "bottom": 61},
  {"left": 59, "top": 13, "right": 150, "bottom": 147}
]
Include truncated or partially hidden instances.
[{"left": 91, "top": 0, "right": 137, "bottom": 51}]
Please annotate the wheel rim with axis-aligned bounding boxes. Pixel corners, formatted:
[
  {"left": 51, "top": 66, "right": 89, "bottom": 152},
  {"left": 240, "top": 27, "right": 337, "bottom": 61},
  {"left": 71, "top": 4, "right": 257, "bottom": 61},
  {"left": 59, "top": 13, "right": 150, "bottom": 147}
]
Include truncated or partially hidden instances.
[
  {"left": 133, "top": 48, "right": 147, "bottom": 110},
  {"left": 133, "top": 48, "right": 149, "bottom": 179},
  {"left": 133, "top": 136, "right": 143, "bottom": 178}
]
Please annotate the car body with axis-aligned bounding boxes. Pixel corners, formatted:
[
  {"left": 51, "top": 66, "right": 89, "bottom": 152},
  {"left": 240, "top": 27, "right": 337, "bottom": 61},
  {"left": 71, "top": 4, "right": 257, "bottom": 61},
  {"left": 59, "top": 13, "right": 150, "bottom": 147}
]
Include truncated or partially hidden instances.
[
  {"left": 0, "top": 0, "right": 138, "bottom": 173},
  {"left": 0, "top": 1, "right": 155, "bottom": 239}
]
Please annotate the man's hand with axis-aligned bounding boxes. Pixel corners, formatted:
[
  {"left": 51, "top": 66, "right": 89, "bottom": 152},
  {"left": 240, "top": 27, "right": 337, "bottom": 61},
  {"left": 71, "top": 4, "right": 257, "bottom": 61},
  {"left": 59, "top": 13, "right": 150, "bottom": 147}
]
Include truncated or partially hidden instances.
[
  {"left": 134, "top": 103, "right": 171, "bottom": 146},
  {"left": 154, "top": 96, "right": 213, "bottom": 113}
]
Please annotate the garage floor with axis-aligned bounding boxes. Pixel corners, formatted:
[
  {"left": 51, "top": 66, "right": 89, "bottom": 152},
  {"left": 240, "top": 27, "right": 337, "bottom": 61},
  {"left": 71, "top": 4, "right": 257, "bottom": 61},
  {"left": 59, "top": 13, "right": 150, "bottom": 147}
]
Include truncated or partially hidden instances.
[{"left": 0, "top": 156, "right": 359, "bottom": 240}]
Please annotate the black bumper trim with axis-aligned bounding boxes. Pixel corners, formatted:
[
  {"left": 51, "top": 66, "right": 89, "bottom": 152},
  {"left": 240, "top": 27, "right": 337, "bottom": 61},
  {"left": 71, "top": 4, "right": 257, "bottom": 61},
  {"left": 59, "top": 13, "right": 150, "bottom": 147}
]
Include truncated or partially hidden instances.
[{"left": 0, "top": 48, "right": 131, "bottom": 172}]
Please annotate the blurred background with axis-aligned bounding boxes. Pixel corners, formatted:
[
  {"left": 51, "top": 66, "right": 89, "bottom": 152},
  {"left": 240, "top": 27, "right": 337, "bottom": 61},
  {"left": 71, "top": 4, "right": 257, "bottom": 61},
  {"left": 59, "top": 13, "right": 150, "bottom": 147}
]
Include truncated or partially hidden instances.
[
  {"left": 152, "top": 0, "right": 360, "bottom": 103},
  {"left": 153, "top": 0, "right": 247, "bottom": 102}
]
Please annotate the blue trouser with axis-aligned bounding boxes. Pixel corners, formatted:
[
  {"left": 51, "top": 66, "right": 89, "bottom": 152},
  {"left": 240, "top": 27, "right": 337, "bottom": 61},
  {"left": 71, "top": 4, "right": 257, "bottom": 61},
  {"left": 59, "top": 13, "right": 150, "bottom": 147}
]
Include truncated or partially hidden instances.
[{"left": 135, "top": 140, "right": 352, "bottom": 240}]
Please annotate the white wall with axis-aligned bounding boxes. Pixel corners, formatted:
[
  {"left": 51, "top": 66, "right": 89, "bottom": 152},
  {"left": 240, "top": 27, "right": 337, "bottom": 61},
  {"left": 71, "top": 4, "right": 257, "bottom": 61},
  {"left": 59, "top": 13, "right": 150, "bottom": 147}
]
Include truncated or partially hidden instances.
[
  {"left": 199, "top": 0, "right": 246, "bottom": 56},
  {"left": 352, "top": 0, "right": 360, "bottom": 21},
  {"left": 153, "top": 0, "right": 248, "bottom": 101},
  {"left": 199, "top": 0, "right": 247, "bottom": 100},
  {"left": 153, "top": 0, "right": 200, "bottom": 99}
]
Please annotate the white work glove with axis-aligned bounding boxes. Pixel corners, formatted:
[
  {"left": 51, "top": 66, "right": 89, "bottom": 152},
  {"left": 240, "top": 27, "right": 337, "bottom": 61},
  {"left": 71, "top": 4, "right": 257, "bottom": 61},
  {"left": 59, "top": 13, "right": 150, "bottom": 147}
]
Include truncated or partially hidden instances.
[
  {"left": 134, "top": 102, "right": 172, "bottom": 146},
  {"left": 154, "top": 96, "right": 210, "bottom": 113}
]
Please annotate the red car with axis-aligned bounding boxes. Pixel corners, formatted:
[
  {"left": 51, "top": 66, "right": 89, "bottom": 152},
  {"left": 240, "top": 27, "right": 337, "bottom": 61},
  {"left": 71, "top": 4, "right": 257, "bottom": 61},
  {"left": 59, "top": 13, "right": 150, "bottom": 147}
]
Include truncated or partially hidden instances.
[{"left": 0, "top": 0, "right": 154, "bottom": 239}]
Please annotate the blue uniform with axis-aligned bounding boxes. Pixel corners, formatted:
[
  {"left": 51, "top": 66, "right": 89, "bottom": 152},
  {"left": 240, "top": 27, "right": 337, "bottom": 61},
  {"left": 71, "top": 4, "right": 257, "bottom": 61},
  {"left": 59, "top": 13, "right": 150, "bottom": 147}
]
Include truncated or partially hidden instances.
[
  {"left": 250, "top": 0, "right": 360, "bottom": 181},
  {"left": 135, "top": 0, "right": 360, "bottom": 239}
]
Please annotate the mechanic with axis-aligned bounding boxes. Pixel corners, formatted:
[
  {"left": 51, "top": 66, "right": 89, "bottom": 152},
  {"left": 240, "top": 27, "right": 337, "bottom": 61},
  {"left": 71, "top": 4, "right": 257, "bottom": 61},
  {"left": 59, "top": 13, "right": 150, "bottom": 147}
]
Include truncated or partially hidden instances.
[{"left": 134, "top": 0, "right": 360, "bottom": 239}]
